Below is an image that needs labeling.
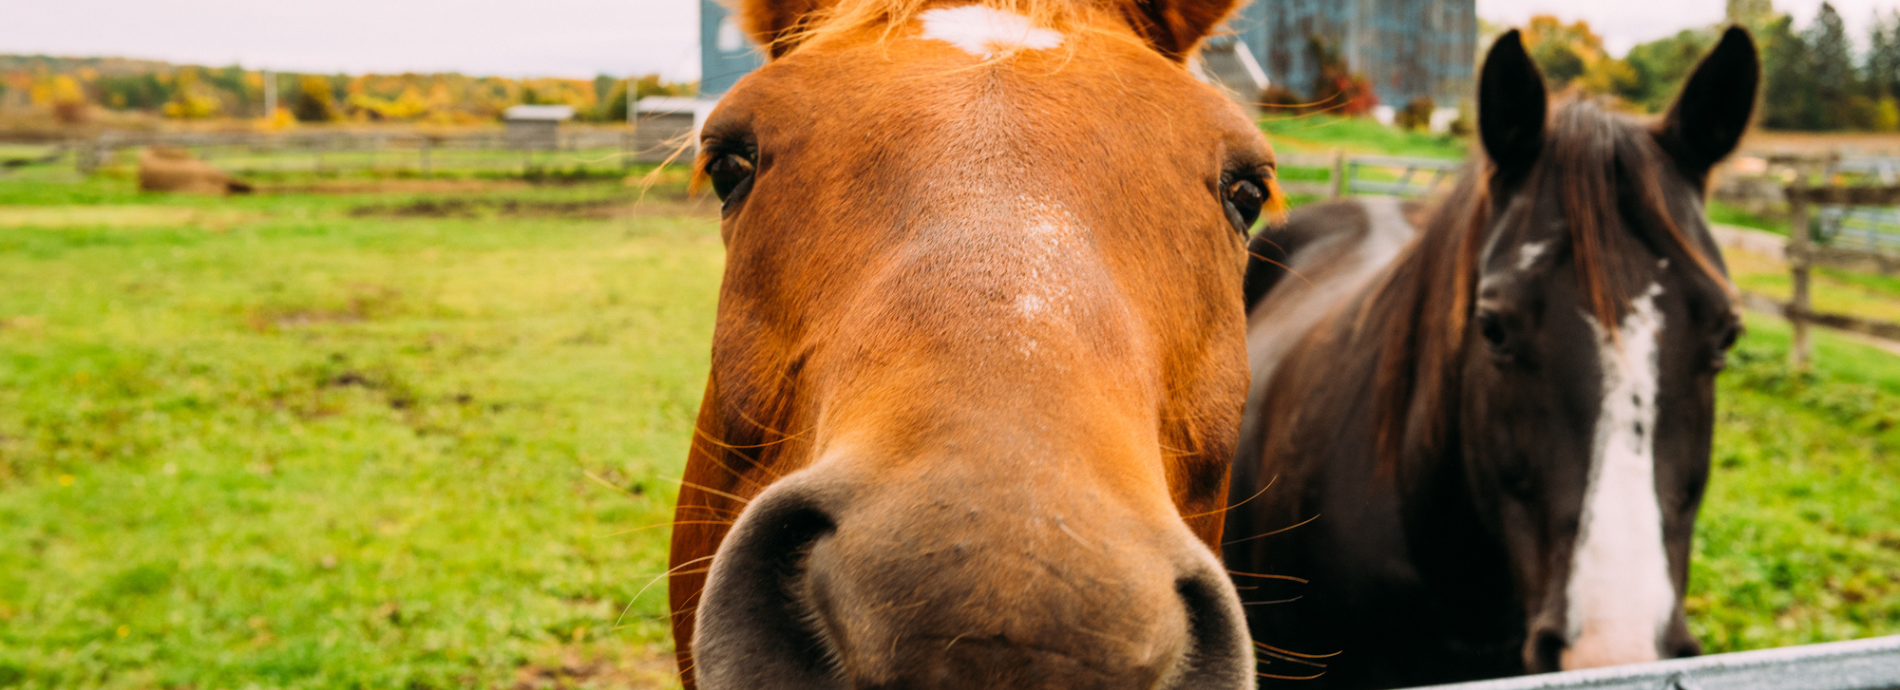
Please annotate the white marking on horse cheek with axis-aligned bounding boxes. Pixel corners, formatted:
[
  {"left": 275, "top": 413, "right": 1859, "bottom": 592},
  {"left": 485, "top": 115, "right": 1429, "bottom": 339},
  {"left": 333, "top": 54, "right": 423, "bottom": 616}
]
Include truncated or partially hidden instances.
[
  {"left": 1517, "top": 241, "right": 1549, "bottom": 271},
  {"left": 918, "top": 6, "right": 1064, "bottom": 58},
  {"left": 1563, "top": 284, "right": 1675, "bottom": 670}
]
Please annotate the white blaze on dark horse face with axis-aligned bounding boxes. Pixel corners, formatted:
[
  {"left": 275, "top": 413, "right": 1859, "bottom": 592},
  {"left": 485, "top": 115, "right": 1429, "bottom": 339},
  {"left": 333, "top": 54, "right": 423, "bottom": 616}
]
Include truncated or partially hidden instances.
[
  {"left": 1566, "top": 283, "right": 1675, "bottom": 668},
  {"left": 1467, "top": 26, "right": 1760, "bottom": 676}
]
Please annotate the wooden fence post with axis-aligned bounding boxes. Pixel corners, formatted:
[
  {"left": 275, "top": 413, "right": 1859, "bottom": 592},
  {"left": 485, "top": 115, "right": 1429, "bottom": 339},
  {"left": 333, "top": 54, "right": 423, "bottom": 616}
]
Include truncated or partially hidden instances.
[
  {"left": 622, "top": 130, "right": 634, "bottom": 173},
  {"left": 1788, "top": 181, "right": 1813, "bottom": 368},
  {"left": 419, "top": 136, "right": 433, "bottom": 178},
  {"left": 76, "top": 137, "right": 100, "bottom": 176},
  {"left": 1331, "top": 150, "right": 1348, "bottom": 199}
]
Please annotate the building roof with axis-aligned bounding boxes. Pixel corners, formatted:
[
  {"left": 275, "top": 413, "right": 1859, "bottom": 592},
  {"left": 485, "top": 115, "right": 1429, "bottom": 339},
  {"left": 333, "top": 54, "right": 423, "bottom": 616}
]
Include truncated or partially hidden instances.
[
  {"left": 502, "top": 105, "right": 575, "bottom": 122},
  {"left": 635, "top": 96, "right": 717, "bottom": 116}
]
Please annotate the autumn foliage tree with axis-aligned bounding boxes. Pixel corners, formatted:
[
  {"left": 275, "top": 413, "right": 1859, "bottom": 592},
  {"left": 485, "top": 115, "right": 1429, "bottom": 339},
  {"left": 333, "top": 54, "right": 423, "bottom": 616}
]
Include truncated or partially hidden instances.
[
  {"left": 1524, "top": 1, "right": 1900, "bottom": 132},
  {"left": 292, "top": 75, "right": 341, "bottom": 122}
]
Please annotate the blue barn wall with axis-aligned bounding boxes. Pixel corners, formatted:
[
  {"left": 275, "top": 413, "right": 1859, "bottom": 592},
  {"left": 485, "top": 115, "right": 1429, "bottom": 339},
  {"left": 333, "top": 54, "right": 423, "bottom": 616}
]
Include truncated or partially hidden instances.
[
  {"left": 692, "top": 0, "right": 1474, "bottom": 107},
  {"left": 1233, "top": 0, "right": 1475, "bottom": 109},
  {"left": 699, "top": 0, "right": 764, "bottom": 97}
]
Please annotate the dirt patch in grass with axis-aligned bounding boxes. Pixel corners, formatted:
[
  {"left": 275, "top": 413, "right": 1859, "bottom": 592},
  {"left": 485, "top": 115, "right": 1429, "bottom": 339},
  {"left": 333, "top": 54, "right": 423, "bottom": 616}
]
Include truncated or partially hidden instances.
[
  {"left": 0, "top": 206, "right": 258, "bottom": 230},
  {"left": 353, "top": 197, "right": 621, "bottom": 219},
  {"left": 512, "top": 645, "right": 679, "bottom": 690},
  {"left": 261, "top": 179, "right": 533, "bottom": 195},
  {"left": 244, "top": 283, "right": 406, "bottom": 331},
  {"left": 352, "top": 194, "right": 718, "bottom": 219}
]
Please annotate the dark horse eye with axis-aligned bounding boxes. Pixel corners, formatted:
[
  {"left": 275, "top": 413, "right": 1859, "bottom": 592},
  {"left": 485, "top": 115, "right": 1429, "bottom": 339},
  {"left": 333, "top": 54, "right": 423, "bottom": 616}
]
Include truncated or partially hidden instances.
[
  {"left": 1223, "top": 178, "right": 1268, "bottom": 234},
  {"left": 1476, "top": 311, "right": 1508, "bottom": 352},
  {"left": 705, "top": 152, "right": 756, "bottom": 204}
]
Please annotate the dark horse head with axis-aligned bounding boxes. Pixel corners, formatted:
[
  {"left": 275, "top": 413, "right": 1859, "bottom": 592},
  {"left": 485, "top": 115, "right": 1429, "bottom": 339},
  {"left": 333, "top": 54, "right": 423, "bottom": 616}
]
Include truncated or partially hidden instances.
[
  {"left": 1224, "top": 28, "right": 1756, "bottom": 686},
  {"left": 1466, "top": 29, "right": 1753, "bottom": 671}
]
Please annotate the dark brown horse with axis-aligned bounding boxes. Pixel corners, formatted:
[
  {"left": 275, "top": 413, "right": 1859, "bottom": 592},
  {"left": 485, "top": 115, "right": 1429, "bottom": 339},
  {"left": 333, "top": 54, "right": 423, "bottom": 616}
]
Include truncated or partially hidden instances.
[
  {"left": 666, "top": 0, "right": 1284, "bottom": 687},
  {"left": 1225, "top": 29, "right": 1757, "bottom": 688}
]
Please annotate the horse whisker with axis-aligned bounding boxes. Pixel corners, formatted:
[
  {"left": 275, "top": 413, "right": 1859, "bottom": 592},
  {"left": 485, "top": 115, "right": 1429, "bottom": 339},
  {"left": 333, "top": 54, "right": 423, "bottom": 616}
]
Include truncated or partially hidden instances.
[
  {"left": 616, "top": 554, "right": 718, "bottom": 628},
  {"left": 580, "top": 469, "right": 638, "bottom": 498},
  {"left": 663, "top": 477, "right": 754, "bottom": 506},
  {"left": 1258, "top": 670, "right": 1327, "bottom": 681},
  {"left": 1182, "top": 474, "right": 1277, "bottom": 520},
  {"left": 1221, "top": 513, "right": 1321, "bottom": 546},
  {"left": 1254, "top": 641, "right": 1342, "bottom": 659},
  {"left": 1227, "top": 570, "right": 1308, "bottom": 583},
  {"left": 1256, "top": 648, "right": 1327, "bottom": 668},
  {"left": 1241, "top": 596, "right": 1303, "bottom": 606},
  {"left": 602, "top": 520, "right": 735, "bottom": 538}
]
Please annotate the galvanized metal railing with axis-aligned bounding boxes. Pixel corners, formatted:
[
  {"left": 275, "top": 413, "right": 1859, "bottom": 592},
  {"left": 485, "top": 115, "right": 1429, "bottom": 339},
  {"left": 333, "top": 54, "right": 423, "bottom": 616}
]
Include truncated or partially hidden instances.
[{"left": 1402, "top": 635, "right": 1900, "bottom": 690}]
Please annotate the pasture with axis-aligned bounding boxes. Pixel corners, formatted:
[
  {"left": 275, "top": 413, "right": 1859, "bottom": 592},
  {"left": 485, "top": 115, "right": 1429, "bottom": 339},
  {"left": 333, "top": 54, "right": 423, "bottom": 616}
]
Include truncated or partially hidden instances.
[{"left": 0, "top": 148, "right": 1895, "bottom": 688}]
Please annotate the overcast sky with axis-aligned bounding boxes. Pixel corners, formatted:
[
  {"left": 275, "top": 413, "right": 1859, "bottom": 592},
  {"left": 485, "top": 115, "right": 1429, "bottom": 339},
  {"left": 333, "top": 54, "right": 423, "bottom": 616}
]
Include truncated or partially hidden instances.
[{"left": 0, "top": 0, "right": 1894, "bottom": 82}]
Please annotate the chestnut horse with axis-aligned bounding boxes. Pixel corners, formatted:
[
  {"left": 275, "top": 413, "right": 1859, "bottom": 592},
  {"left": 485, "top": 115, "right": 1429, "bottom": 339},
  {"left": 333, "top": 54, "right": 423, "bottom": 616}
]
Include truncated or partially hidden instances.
[
  {"left": 1224, "top": 30, "right": 1757, "bottom": 688},
  {"left": 666, "top": 0, "right": 1281, "bottom": 687}
]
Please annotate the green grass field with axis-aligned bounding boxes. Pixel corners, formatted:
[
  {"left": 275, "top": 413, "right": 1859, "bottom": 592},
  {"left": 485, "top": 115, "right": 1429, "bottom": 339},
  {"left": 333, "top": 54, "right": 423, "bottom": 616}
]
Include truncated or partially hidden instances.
[
  {"left": 0, "top": 168, "right": 710, "bottom": 689},
  {"left": 0, "top": 145, "right": 1895, "bottom": 688}
]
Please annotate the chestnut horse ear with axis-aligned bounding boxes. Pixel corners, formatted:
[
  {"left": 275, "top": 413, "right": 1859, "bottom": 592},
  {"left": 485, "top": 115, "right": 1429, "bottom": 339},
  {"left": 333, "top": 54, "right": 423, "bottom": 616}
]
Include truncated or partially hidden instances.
[
  {"left": 1656, "top": 26, "right": 1759, "bottom": 185},
  {"left": 1122, "top": 0, "right": 1243, "bottom": 61},
  {"left": 737, "top": 0, "right": 833, "bottom": 59},
  {"left": 1478, "top": 30, "right": 1548, "bottom": 177}
]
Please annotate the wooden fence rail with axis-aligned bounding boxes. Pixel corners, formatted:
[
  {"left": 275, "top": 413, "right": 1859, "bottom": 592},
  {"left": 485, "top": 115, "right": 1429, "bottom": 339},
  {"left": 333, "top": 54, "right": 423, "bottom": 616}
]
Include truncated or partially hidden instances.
[
  {"left": 1277, "top": 152, "right": 1460, "bottom": 199},
  {"left": 1783, "top": 182, "right": 1900, "bottom": 366},
  {"left": 58, "top": 129, "right": 646, "bottom": 177}
]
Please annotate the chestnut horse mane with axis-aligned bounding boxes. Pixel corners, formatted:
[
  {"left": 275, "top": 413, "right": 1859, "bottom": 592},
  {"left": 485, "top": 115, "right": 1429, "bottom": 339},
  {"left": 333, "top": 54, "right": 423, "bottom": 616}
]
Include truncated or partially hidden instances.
[{"left": 1352, "top": 96, "right": 1733, "bottom": 470}]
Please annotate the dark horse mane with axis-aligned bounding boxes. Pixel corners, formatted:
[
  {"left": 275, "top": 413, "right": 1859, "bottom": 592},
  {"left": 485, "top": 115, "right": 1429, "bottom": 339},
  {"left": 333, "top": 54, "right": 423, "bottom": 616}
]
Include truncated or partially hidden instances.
[{"left": 1292, "top": 97, "right": 1736, "bottom": 470}]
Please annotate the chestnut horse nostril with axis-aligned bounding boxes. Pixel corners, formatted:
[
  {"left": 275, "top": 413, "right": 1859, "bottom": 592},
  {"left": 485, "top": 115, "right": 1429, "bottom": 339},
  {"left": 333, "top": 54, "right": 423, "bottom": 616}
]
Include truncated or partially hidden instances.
[
  {"left": 1166, "top": 571, "right": 1255, "bottom": 690},
  {"left": 694, "top": 486, "right": 842, "bottom": 690}
]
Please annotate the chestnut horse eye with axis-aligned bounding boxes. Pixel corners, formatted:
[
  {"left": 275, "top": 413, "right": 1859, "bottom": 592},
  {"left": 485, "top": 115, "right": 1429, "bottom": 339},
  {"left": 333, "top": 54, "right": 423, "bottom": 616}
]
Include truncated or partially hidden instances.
[
  {"left": 705, "top": 153, "right": 756, "bottom": 203},
  {"left": 1223, "top": 178, "right": 1268, "bottom": 234}
]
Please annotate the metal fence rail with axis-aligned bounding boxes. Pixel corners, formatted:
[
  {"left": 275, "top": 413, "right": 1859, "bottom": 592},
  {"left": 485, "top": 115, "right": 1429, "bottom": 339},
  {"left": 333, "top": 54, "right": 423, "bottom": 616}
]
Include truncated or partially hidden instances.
[{"left": 1404, "top": 634, "right": 1900, "bottom": 690}]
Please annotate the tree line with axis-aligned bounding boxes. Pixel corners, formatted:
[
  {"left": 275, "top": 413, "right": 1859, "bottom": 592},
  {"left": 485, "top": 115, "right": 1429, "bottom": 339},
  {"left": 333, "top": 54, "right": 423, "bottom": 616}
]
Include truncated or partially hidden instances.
[
  {"left": 1520, "top": 0, "right": 1900, "bottom": 131},
  {"left": 0, "top": 55, "right": 694, "bottom": 125}
]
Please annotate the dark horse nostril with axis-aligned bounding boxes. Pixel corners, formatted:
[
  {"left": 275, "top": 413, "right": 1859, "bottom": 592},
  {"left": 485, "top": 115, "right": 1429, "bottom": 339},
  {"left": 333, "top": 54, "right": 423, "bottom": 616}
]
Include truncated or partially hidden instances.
[
  {"left": 1671, "top": 638, "right": 1704, "bottom": 659},
  {"left": 694, "top": 487, "right": 841, "bottom": 690},
  {"left": 1168, "top": 572, "right": 1253, "bottom": 690},
  {"left": 1531, "top": 629, "right": 1566, "bottom": 673}
]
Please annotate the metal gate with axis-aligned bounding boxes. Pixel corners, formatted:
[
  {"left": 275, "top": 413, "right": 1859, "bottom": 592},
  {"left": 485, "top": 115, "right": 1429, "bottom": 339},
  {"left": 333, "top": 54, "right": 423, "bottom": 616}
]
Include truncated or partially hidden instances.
[{"left": 1402, "top": 635, "right": 1900, "bottom": 690}]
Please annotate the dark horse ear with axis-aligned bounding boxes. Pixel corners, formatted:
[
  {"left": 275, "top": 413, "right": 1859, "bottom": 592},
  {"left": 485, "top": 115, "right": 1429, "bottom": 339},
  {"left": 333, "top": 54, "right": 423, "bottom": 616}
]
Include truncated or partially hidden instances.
[
  {"left": 1478, "top": 30, "right": 1548, "bottom": 177},
  {"left": 1121, "top": 0, "right": 1244, "bottom": 61},
  {"left": 1656, "top": 26, "right": 1760, "bottom": 185}
]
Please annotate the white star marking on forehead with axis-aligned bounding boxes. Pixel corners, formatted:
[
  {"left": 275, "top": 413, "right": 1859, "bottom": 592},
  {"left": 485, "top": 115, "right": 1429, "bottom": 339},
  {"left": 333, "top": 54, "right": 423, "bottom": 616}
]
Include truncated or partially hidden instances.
[{"left": 919, "top": 5, "right": 1063, "bottom": 58}]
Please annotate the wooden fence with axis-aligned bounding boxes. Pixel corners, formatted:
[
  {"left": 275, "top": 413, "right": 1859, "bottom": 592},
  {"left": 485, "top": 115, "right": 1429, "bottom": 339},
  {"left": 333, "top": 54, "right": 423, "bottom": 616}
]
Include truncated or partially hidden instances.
[
  {"left": 1781, "top": 182, "right": 1900, "bottom": 365},
  {"left": 1278, "top": 152, "right": 1460, "bottom": 199},
  {"left": 55, "top": 129, "right": 649, "bottom": 178}
]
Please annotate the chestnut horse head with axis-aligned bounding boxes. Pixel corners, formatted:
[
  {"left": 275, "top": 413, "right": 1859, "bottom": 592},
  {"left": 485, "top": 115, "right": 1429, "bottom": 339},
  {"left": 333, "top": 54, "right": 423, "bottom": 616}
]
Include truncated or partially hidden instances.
[{"left": 667, "top": 0, "right": 1277, "bottom": 687}]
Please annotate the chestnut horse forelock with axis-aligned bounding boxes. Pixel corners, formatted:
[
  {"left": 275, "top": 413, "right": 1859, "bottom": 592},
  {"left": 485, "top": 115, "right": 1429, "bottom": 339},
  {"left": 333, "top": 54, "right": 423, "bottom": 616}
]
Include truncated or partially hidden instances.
[{"left": 664, "top": 0, "right": 1272, "bottom": 688}]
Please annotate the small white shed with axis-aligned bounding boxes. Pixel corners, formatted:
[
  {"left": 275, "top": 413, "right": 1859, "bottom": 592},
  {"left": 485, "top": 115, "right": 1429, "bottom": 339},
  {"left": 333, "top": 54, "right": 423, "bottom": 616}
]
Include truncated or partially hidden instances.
[
  {"left": 632, "top": 97, "right": 718, "bottom": 162},
  {"left": 503, "top": 104, "right": 575, "bottom": 150}
]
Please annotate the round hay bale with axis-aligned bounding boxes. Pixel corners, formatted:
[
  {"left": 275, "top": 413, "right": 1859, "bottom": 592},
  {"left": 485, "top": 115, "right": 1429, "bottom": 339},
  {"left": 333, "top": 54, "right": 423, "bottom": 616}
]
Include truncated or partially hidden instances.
[{"left": 138, "top": 147, "right": 253, "bottom": 195}]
